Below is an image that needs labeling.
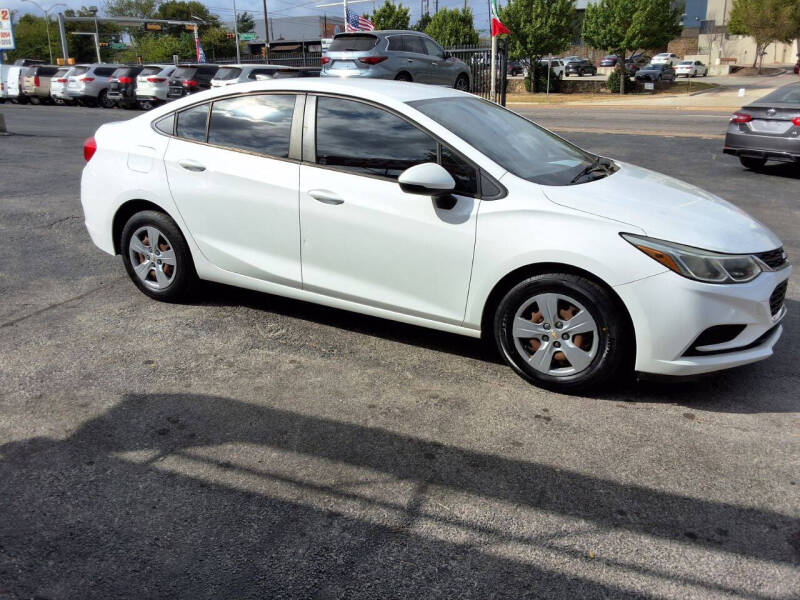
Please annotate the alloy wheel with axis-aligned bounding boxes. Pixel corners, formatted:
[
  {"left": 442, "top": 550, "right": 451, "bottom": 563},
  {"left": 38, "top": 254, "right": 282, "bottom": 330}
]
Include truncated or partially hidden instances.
[
  {"left": 128, "top": 226, "right": 177, "bottom": 290},
  {"left": 510, "top": 292, "right": 599, "bottom": 377}
]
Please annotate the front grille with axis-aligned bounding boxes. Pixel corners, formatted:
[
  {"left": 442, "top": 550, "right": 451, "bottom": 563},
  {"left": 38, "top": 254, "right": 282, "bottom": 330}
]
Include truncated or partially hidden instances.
[
  {"left": 756, "top": 247, "right": 788, "bottom": 269},
  {"left": 770, "top": 280, "right": 788, "bottom": 316}
]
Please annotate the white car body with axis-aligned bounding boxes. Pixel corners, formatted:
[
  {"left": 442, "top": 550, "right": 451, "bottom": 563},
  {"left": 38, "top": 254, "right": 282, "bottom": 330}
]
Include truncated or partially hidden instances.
[
  {"left": 539, "top": 59, "right": 565, "bottom": 78},
  {"left": 50, "top": 66, "right": 75, "bottom": 102},
  {"left": 652, "top": 53, "right": 680, "bottom": 66},
  {"left": 80, "top": 79, "right": 790, "bottom": 381},
  {"left": 675, "top": 60, "right": 708, "bottom": 77},
  {"left": 0, "top": 64, "right": 10, "bottom": 100},
  {"left": 210, "top": 64, "right": 298, "bottom": 87},
  {"left": 135, "top": 65, "right": 177, "bottom": 104}
]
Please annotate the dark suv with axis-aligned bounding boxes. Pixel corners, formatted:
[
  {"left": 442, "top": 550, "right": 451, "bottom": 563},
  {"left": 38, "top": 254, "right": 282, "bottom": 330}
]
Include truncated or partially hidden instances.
[
  {"left": 107, "top": 65, "right": 145, "bottom": 108},
  {"left": 564, "top": 59, "right": 597, "bottom": 77},
  {"left": 167, "top": 64, "right": 219, "bottom": 99}
]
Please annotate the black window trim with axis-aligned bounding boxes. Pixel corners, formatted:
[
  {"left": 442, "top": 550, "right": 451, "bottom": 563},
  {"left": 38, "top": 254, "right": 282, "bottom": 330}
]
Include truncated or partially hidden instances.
[
  {"left": 151, "top": 90, "right": 306, "bottom": 164},
  {"left": 305, "top": 92, "right": 505, "bottom": 200}
]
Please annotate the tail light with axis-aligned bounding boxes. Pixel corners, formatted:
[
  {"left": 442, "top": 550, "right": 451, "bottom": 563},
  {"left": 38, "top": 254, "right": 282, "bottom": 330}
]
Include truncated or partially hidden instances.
[
  {"left": 792, "top": 116, "right": 800, "bottom": 126},
  {"left": 147, "top": 77, "right": 166, "bottom": 83},
  {"left": 359, "top": 56, "right": 388, "bottom": 65},
  {"left": 83, "top": 137, "right": 97, "bottom": 162},
  {"left": 182, "top": 79, "right": 198, "bottom": 87},
  {"left": 79, "top": 76, "right": 95, "bottom": 83},
  {"left": 731, "top": 112, "right": 752, "bottom": 123},
  {"left": 34, "top": 75, "right": 40, "bottom": 87},
  {"left": 320, "top": 57, "right": 330, "bottom": 64},
  {"left": 56, "top": 78, "right": 67, "bottom": 83},
  {"left": 118, "top": 77, "right": 133, "bottom": 84}
]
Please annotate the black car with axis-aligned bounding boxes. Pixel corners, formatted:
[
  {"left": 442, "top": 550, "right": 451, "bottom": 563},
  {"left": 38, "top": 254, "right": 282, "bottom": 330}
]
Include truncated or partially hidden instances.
[
  {"left": 167, "top": 64, "right": 220, "bottom": 99},
  {"left": 634, "top": 63, "right": 675, "bottom": 82},
  {"left": 723, "top": 82, "right": 800, "bottom": 169},
  {"left": 507, "top": 60, "right": 525, "bottom": 76},
  {"left": 107, "top": 65, "right": 144, "bottom": 108},
  {"left": 564, "top": 59, "right": 597, "bottom": 77},
  {"left": 599, "top": 55, "right": 618, "bottom": 67}
]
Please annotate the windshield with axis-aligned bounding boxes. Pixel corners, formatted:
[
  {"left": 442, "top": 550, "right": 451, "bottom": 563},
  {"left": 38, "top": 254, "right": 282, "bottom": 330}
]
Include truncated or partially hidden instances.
[
  {"left": 215, "top": 67, "right": 242, "bottom": 80},
  {"left": 410, "top": 96, "right": 597, "bottom": 186}
]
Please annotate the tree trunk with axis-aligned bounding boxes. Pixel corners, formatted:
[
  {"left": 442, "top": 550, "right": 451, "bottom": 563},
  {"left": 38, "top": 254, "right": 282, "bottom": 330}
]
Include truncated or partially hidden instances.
[{"left": 619, "top": 50, "right": 626, "bottom": 95}]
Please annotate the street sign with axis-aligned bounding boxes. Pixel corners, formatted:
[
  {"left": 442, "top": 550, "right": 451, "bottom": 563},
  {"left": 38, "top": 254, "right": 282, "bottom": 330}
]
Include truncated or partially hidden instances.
[
  {"left": 644, "top": 82, "right": 654, "bottom": 90},
  {"left": 239, "top": 32, "right": 257, "bottom": 41},
  {"left": 0, "top": 8, "right": 16, "bottom": 52},
  {"left": 111, "top": 42, "right": 127, "bottom": 49},
  {"left": 145, "top": 22, "right": 162, "bottom": 31}
]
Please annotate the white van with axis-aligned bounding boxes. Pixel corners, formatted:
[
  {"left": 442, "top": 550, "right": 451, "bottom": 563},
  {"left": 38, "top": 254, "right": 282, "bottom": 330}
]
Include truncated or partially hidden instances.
[
  {"left": 0, "top": 64, "right": 9, "bottom": 101},
  {"left": 5, "top": 65, "right": 25, "bottom": 103}
]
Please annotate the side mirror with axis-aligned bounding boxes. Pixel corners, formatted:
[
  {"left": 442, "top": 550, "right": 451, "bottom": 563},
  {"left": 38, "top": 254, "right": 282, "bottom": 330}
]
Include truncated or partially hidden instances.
[
  {"left": 443, "top": 51, "right": 452, "bottom": 60},
  {"left": 398, "top": 163, "right": 455, "bottom": 197}
]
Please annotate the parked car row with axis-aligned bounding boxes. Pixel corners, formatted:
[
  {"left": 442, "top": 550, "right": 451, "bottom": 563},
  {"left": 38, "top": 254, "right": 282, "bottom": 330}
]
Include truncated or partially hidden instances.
[{"left": 0, "top": 61, "right": 319, "bottom": 110}]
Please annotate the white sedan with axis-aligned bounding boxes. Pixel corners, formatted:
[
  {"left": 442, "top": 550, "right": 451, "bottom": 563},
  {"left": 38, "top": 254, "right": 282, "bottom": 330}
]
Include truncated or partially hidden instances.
[
  {"left": 675, "top": 60, "right": 708, "bottom": 77},
  {"left": 80, "top": 79, "right": 790, "bottom": 391}
]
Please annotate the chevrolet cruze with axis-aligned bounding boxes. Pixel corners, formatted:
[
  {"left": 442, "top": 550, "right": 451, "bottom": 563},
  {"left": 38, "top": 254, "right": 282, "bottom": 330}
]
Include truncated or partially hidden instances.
[{"left": 80, "top": 79, "right": 790, "bottom": 391}]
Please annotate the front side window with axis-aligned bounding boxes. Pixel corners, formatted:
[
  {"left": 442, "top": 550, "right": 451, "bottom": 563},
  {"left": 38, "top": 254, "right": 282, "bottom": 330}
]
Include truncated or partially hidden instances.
[
  {"left": 402, "top": 35, "right": 426, "bottom": 54},
  {"left": 208, "top": 94, "right": 296, "bottom": 157},
  {"left": 422, "top": 38, "right": 443, "bottom": 58},
  {"left": 176, "top": 103, "right": 209, "bottom": 141},
  {"left": 410, "top": 96, "right": 595, "bottom": 186},
  {"left": 315, "top": 96, "right": 437, "bottom": 179},
  {"left": 94, "top": 67, "right": 116, "bottom": 77}
]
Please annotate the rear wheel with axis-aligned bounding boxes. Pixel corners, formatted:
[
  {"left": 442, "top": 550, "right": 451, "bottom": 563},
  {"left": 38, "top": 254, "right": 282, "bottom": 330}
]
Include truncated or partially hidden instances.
[
  {"left": 121, "top": 210, "right": 196, "bottom": 302},
  {"left": 98, "top": 90, "right": 114, "bottom": 109},
  {"left": 739, "top": 156, "right": 767, "bottom": 170},
  {"left": 138, "top": 99, "right": 155, "bottom": 110},
  {"left": 494, "top": 273, "right": 628, "bottom": 392},
  {"left": 394, "top": 72, "right": 413, "bottom": 82}
]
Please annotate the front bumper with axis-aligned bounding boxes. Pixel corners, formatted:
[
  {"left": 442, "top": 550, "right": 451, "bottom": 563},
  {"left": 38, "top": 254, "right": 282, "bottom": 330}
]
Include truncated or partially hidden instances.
[
  {"left": 615, "top": 267, "right": 791, "bottom": 376},
  {"left": 724, "top": 129, "right": 800, "bottom": 163}
]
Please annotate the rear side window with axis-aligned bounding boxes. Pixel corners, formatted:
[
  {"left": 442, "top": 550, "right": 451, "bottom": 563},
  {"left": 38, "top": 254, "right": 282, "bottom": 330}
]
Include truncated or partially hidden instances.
[
  {"left": 94, "top": 67, "right": 116, "bottom": 77},
  {"left": 176, "top": 103, "right": 209, "bottom": 141},
  {"left": 39, "top": 66, "right": 59, "bottom": 76},
  {"left": 215, "top": 67, "right": 242, "bottom": 80},
  {"left": 315, "top": 96, "right": 437, "bottom": 180},
  {"left": 208, "top": 94, "right": 296, "bottom": 158},
  {"left": 328, "top": 34, "right": 378, "bottom": 52},
  {"left": 198, "top": 66, "right": 219, "bottom": 77},
  {"left": 54, "top": 68, "right": 70, "bottom": 77}
]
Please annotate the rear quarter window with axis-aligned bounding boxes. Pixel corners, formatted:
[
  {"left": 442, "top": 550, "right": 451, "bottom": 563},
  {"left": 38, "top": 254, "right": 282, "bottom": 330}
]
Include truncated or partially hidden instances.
[{"left": 94, "top": 67, "right": 116, "bottom": 77}]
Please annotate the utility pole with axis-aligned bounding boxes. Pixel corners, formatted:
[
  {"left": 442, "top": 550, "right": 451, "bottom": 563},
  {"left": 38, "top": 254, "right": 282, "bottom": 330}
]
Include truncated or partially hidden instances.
[
  {"left": 261, "top": 0, "right": 270, "bottom": 61},
  {"left": 57, "top": 12, "right": 68, "bottom": 61},
  {"left": 21, "top": 0, "right": 66, "bottom": 64},
  {"left": 232, "top": 0, "right": 241, "bottom": 63}
]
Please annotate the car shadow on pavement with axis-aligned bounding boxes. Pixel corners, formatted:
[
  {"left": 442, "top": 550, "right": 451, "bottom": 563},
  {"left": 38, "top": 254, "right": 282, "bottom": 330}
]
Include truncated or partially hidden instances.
[
  {"left": 1, "top": 393, "right": 797, "bottom": 599},
  {"left": 744, "top": 162, "right": 800, "bottom": 180},
  {"left": 197, "top": 281, "right": 503, "bottom": 364}
]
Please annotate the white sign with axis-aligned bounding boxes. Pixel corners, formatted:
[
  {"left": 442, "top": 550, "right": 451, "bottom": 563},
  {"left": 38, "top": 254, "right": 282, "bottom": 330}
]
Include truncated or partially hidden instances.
[
  {"left": 320, "top": 38, "right": 333, "bottom": 53},
  {"left": 0, "top": 8, "right": 15, "bottom": 52},
  {"left": 738, "top": 87, "right": 746, "bottom": 97},
  {"left": 644, "top": 82, "right": 654, "bottom": 90}
]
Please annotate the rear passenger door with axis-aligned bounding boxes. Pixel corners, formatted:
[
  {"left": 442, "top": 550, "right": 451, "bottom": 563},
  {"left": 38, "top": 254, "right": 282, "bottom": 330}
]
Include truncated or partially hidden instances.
[{"left": 163, "top": 93, "right": 304, "bottom": 286}]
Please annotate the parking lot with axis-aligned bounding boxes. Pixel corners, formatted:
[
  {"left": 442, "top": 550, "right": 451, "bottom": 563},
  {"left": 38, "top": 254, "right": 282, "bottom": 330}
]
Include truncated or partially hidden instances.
[{"left": 1, "top": 102, "right": 798, "bottom": 599}]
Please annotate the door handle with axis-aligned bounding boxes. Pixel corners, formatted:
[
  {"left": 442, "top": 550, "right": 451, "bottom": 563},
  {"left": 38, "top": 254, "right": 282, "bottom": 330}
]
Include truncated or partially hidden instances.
[
  {"left": 308, "top": 190, "right": 344, "bottom": 205},
  {"left": 407, "top": 59, "right": 414, "bottom": 63},
  {"left": 178, "top": 159, "right": 206, "bottom": 172}
]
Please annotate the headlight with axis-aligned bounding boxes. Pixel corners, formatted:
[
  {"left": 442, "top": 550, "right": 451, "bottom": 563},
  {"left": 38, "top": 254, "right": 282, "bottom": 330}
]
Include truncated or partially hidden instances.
[{"left": 621, "top": 233, "right": 763, "bottom": 283}]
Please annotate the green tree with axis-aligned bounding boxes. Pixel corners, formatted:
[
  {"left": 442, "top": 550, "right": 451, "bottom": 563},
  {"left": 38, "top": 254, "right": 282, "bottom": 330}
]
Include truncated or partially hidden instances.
[
  {"left": 201, "top": 26, "right": 237, "bottom": 59},
  {"left": 413, "top": 11, "right": 432, "bottom": 32},
  {"left": 363, "top": 1, "right": 410, "bottom": 30},
  {"left": 117, "top": 31, "right": 193, "bottom": 62},
  {"left": 499, "top": 0, "right": 576, "bottom": 92},
  {"left": 728, "top": 0, "right": 800, "bottom": 69},
  {"left": 237, "top": 11, "right": 255, "bottom": 33},
  {"left": 582, "top": 0, "right": 682, "bottom": 94},
  {"left": 6, "top": 13, "right": 50, "bottom": 62},
  {"left": 103, "top": 0, "right": 160, "bottom": 19},
  {"left": 424, "top": 7, "right": 479, "bottom": 47},
  {"left": 156, "top": 0, "right": 220, "bottom": 34}
]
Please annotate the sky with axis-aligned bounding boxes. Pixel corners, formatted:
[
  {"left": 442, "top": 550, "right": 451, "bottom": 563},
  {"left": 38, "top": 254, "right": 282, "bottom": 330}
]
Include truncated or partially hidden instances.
[{"left": 3, "top": 0, "right": 496, "bottom": 31}]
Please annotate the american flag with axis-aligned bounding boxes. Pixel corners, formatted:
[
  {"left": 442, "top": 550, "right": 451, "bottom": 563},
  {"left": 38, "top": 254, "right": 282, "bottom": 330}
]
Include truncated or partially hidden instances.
[{"left": 345, "top": 8, "right": 375, "bottom": 32}]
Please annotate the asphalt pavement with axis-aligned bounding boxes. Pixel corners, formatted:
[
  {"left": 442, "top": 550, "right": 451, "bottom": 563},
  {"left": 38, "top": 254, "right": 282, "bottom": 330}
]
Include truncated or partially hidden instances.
[{"left": 0, "top": 102, "right": 798, "bottom": 600}]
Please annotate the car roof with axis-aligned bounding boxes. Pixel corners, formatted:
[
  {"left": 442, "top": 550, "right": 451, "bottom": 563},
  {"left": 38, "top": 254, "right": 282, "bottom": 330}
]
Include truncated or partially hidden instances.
[{"left": 147, "top": 78, "right": 466, "bottom": 119}]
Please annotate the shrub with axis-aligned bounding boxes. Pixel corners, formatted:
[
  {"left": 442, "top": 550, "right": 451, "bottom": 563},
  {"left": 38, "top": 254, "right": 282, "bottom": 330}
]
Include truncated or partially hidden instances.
[
  {"left": 606, "top": 68, "right": 636, "bottom": 94},
  {"left": 524, "top": 62, "right": 562, "bottom": 93}
]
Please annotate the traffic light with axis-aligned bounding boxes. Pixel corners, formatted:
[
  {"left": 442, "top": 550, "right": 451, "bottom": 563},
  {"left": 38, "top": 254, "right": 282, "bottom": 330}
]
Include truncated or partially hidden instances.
[{"left": 226, "top": 32, "right": 235, "bottom": 39}]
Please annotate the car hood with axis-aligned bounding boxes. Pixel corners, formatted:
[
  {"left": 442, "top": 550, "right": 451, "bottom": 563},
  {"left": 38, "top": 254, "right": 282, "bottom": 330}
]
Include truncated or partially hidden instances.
[{"left": 542, "top": 161, "right": 781, "bottom": 253}]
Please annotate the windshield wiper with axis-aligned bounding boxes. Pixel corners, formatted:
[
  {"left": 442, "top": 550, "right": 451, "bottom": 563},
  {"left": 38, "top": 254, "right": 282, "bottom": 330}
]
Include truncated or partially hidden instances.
[{"left": 570, "top": 156, "right": 610, "bottom": 184}]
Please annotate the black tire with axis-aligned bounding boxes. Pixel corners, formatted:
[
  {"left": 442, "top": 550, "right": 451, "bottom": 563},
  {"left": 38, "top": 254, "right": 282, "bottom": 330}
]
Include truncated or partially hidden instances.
[
  {"left": 739, "top": 156, "right": 767, "bottom": 170},
  {"left": 138, "top": 100, "right": 155, "bottom": 110},
  {"left": 454, "top": 74, "right": 469, "bottom": 91},
  {"left": 98, "top": 90, "right": 114, "bottom": 109},
  {"left": 394, "top": 72, "right": 413, "bottom": 82},
  {"left": 29, "top": 96, "right": 41, "bottom": 105},
  {"left": 493, "top": 273, "right": 629, "bottom": 392},
  {"left": 564, "top": 72, "right": 569, "bottom": 77},
  {"left": 121, "top": 210, "right": 197, "bottom": 302}
]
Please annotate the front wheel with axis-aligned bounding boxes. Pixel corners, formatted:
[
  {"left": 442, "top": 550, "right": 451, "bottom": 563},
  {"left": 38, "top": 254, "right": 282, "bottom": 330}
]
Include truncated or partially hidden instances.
[
  {"left": 494, "top": 273, "right": 629, "bottom": 392},
  {"left": 454, "top": 74, "right": 469, "bottom": 91},
  {"left": 121, "top": 210, "right": 197, "bottom": 302}
]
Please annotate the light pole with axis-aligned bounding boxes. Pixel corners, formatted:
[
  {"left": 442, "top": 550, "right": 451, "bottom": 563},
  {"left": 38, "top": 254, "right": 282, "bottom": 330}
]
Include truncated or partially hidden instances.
[
  {"left": 232, "top": 0, "right": 241, "bottom": 64},
  {"left": 21, "top": 0, "right": 66, "bottom": 63}
]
